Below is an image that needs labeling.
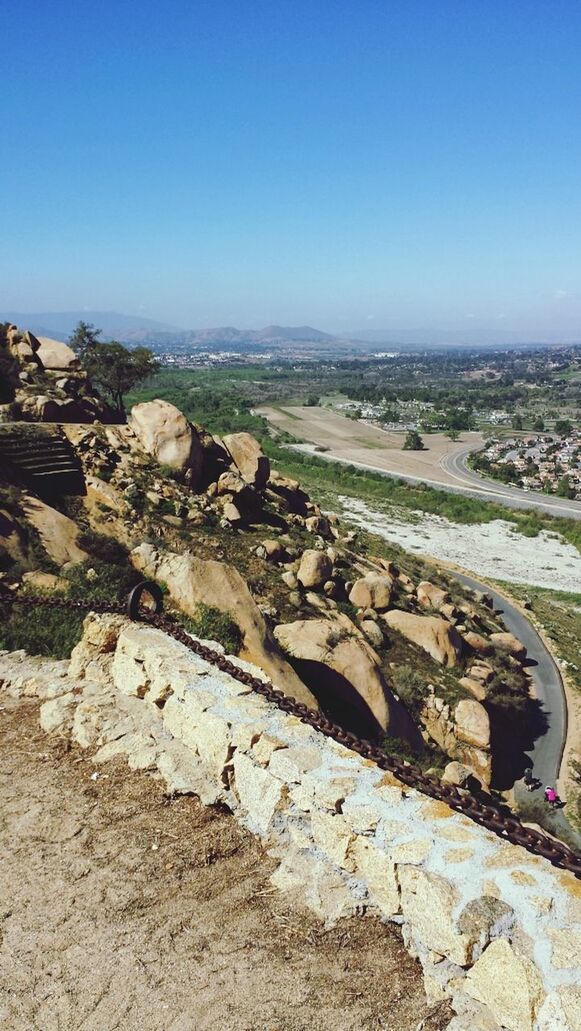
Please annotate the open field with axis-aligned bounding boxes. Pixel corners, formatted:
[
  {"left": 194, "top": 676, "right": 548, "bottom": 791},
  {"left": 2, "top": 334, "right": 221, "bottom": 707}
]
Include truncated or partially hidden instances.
[
  {"left": 259, "top": 405, "right": 484, "bottom": 484},
  {"left": 260, "top": 406, "right": 581, "bottom": 521}
]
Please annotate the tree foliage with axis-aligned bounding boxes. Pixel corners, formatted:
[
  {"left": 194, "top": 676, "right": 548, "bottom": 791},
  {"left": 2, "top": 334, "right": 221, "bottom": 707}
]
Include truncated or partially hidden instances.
[
  {"left": 403, "top": 430, "right": 424, "bottom": 451},
  {"left": 68, "top": 321, "right": 159, "bottom": 414},
  {"left": 555, "top": 419, "right": 573, "bottom": 437}
]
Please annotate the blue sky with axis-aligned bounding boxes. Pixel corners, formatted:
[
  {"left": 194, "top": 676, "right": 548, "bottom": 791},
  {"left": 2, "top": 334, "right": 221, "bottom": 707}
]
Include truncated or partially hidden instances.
[{"left": 1, "top": 0, "right": 580, "bottom": 338}]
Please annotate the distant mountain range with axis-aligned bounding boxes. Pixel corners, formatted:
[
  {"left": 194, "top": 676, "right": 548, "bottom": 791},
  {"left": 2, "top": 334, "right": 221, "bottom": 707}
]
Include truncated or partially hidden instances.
[
  {"left": 142, "top": 324, "right": 347, "bottom": 354},
  {"left": 0, "top": 313, "right": 358, "bottom": 354},
  {"left": 2, "top": 310, "right": 577, "bottom": 353},
  {"left": 0, "top": 310, "right": 180, "bottom": 342}
]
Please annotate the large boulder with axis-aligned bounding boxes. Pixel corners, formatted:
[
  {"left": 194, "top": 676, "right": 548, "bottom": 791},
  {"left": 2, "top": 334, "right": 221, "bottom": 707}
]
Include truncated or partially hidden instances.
[
  {"left": 383, "top": 611, "right": 463, "bottom": 667},
  {"left": 274, "top": 614, "right": 398, "bottom": 734},
  {"left": 267, "top": 469, "right": 310, "bottom": 516},
  {"left": 462, "top": 630, "right": 493, "bottom": 656},
  {"left": 129, "top": 400, "right": 203, "bottom": 482},
  {"left": 417, "top": 581, "right": 450, "bottom": 611},
  {"left": 7, "top": 328, "right": 42, "bottom": 365},
  {"left": 195, "top": 425, "right": 233, "bottom": 487},
  {"left": 297, "top": 549, "right": 332, "bottom": 589},
  {"left": 35, "top": 336, "right": 79, "bottom": 371},
  {"left": 131, "top": 543, "right": 316, "bottom": 710},
  {"left": 490, "top": 632, "right": 527, "bottom": 662},
  {"left": 454, "top": 699, "right": 490, "bottom": 750},
  {"left": 222, "top": 432, "right": 270, "bottom": 489},
  {"left": 21, "top": 496, "right": 88, "bottom": 565},
  {"left": 349, "top": 573, "right": 394, "bottom": 611}
]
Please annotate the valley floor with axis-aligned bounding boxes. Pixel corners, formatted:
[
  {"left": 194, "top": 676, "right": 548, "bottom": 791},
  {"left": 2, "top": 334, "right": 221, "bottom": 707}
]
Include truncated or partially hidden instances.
[{"left": 0, "top": 697, "right": 451, "bottom": 1031}]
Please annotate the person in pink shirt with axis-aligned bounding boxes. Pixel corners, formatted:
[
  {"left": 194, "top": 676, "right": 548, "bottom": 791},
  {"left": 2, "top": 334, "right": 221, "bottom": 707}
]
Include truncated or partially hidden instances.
[{"left": 544, "top": 786, "right": 558, "bottom": 807}]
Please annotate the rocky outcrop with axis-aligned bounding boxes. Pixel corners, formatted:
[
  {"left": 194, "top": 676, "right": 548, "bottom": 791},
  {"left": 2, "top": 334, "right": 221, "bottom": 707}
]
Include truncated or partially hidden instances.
[
  {"left": 6, "top": 328, "right": 42, "bottom": 365},
  {"left": 416, "top": 581, "right": 450, "bottom": 611},
  {"left": 296, "top": 549, "right": 332, "bottom": 589},
  {"left": 129, "top": 400, "right": 203, "bottom": 482},
  {"left": 267, "top": 470, "right": 310, "bottom": 516},
  {"left": 131, "top": 542, "right": 316, "bottom": 709},
  {"left": 273, "top": 614, "right": 393, "bottom": 732},
  {"left": 35, "top": 337, "right": 79, "bottom": 370},
  {"left": 21, "top": 495, "right": 88, "bottom": 565},
  {"left": 348, "top": 573, "right": 394, "bottom": 611},
  {"left": 222, "top": 432, "right": 270, "bottom": 489},
  {"left": 421, "top": 689, "right": 491, "bottom": 785},
  {"left": 490, "top": 632, "right": 527, "bottom": 661},
  {"left": 0, "top": 324, "right": 118, "bottom": 424},
  {"left": 383, "top": 610, "right": 463, "bottom": 667}
]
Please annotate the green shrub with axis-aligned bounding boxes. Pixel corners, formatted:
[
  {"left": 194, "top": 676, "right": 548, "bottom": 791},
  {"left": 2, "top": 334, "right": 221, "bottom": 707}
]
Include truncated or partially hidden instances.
[
  {"left": 391, "top": 664, "right": 426, "bottom": 718},
  {"left": 178, "top": 603, "right": 243, "bottom": 655},
  {"left": 0, "top": 599, "right": 84, "bottom": 658}
]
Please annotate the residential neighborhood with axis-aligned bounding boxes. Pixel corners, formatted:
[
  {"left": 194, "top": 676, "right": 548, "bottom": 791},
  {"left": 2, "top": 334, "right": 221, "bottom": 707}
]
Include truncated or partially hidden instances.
[{"left": 474, "top": 428, "right": 581, "bottom": 497}]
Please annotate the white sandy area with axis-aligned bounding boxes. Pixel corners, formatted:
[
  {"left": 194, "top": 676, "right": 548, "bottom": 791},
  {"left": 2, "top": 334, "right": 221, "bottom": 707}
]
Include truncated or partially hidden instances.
[{"left": 340, "top": 496, "right": 581, "bottom": 592}]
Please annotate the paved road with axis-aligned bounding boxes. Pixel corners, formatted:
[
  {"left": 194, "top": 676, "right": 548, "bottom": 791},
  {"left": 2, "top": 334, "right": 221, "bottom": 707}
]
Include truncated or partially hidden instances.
[
  {"left": 441, "top": 445, "right": 581, "bottom": 520},
  {"left": 292, "top": 443, "right": 581, "bottom": 521},
  {"left": 452, "top": 571, "right": 579, "bottom": 846}
]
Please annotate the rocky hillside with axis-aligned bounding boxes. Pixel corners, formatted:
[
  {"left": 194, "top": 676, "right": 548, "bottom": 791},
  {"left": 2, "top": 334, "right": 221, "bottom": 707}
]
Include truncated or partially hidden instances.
[
  {"left": 0, "top": 322, "right": 116, "bottom": 423},
  {"left": 0, "top": 377, "right": 544, "bottom": 797}
]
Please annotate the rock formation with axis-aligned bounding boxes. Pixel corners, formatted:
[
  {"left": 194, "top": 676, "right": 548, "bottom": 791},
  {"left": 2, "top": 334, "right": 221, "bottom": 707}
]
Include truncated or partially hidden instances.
[
  {"left": 131, "top": 542, "right": 317, "bottom": 709},
  {"left": 0, "top": 368, "right": 537, "bottom": 794},
  {"left": 129, "top": 399, "right": 204, "bottom": 482},
  {"left": 273, "top": 614, "right": 393, "bottom": 732},
  {"left": 222, "top": 432, "right": 270, "bottom": 489},
  {"left": 383, "top": 610, "right": 464, "bottom": 667},
  {"left": 0, "top": 323, "right": 116, "bottom": 424}
]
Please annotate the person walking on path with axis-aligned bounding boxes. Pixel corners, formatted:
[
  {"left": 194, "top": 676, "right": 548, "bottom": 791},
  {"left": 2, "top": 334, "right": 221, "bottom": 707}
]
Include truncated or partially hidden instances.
[{"left": 523, "top": 767, "right": 534, "bottom": 792}]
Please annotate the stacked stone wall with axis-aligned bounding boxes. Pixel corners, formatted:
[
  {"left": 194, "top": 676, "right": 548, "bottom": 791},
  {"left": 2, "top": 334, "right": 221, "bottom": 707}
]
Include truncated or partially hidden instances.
[{"left": 1, "top": 615, "right": 580, "bottom": 1031}]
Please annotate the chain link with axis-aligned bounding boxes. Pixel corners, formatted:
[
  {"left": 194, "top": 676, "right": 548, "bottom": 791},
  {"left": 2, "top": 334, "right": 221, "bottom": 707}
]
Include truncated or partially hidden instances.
[{"left": 4, "top": 588, "right": 580, "bottom": 878}]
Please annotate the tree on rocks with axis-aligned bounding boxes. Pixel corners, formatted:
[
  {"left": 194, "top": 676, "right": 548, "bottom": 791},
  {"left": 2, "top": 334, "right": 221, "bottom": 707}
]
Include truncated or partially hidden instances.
[{"left": 68, "top": 321, "right": 159, "bottom": 416}]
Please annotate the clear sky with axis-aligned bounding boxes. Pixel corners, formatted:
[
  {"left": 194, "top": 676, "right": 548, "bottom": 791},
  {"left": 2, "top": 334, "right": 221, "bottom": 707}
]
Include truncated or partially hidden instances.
[{"left": 1, "top": 0, "right": 580, "bottom": 339}]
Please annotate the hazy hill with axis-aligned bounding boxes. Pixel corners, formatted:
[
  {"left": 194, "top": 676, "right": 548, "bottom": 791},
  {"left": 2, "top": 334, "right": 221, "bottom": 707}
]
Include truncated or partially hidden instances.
[
  {"left": 136, "top": 324, "right": 360, "bottom": 355},
  {"left": 0, "top": 311, "right": 180, "bottom": 343}
]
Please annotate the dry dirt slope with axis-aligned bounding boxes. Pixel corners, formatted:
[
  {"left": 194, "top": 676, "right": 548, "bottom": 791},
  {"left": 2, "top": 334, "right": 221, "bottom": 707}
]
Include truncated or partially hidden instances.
[{"left": 0, "top": 697, "right": 451, "bottom": 1031}]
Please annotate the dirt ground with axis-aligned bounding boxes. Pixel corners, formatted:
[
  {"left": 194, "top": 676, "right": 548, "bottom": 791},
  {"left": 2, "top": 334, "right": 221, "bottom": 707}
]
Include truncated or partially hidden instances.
[
  {"left": 258, "top": 405, "right": 482, "bottom": 485},
  {"left": 0, "top": 697, "right": 451, "bottom": 1031}
]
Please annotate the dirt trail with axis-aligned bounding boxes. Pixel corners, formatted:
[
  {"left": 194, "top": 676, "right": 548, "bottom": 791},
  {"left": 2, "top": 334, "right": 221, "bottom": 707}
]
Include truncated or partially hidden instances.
[{"left": 0, "top": 697, "right": 450, "bottom": 1031}]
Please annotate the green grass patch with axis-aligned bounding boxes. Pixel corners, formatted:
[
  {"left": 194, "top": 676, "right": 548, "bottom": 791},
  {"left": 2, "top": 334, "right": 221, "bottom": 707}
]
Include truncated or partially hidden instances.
[
  {"left": 0, "top": 558, "right": 142, "bottom": 659},
  {"left": 177, "top": 603, "right": 243, "bottom": 655}
]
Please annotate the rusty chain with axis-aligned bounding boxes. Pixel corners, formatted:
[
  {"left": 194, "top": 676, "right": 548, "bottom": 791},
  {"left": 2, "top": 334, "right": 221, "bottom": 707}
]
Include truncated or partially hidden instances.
[{"left": 3, "top": 586, "right": 581, "bottom": 879}]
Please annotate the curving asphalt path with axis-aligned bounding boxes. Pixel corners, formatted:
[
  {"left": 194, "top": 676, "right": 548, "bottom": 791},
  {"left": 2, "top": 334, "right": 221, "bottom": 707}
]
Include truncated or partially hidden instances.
[
  {"left": 441, "top": 445, "right": 581, "bottom": 520},
  {"left": 451, "top": 571, "right": 580, "bottom": 846},
  {"left": 291, "top": 442, "right": 581, "bottom": 521}
]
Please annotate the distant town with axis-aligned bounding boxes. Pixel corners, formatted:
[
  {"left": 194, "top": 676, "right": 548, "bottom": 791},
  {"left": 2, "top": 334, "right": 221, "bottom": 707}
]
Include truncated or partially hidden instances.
[{"left": 472, "top": 427, "right": 581, "bottom": 498}]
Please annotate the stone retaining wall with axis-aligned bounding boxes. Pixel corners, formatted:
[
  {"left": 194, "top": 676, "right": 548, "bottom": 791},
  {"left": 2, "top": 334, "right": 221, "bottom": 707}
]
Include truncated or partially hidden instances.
[{"left": 2, "top": 614, "right": 580, "bottom": 1031}]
